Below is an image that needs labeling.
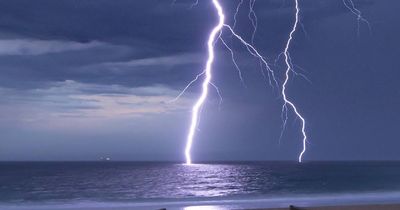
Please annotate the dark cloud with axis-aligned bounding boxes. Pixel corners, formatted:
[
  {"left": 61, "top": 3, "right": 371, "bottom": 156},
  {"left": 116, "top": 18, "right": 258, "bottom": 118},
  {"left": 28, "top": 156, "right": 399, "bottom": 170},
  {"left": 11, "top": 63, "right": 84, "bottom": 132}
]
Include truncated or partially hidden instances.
[
  {"left": 0, "top": 0, "right": 213, "bottom": 52},
  {"left": 0, "top": 0, "right": 375, "bottom": 91}
]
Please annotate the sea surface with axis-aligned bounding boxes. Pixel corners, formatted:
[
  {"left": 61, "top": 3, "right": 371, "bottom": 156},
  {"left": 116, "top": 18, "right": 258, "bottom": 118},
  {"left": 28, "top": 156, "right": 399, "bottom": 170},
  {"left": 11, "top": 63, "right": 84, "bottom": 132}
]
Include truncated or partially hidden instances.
[{"left": 1, "top": 161, "right": 400, "bottom": 209}]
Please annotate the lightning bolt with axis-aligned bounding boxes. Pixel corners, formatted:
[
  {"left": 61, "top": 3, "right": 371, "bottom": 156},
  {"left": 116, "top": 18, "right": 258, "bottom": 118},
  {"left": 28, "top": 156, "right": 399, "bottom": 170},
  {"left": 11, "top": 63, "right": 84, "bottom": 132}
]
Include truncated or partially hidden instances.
[
  {"left": 182, "top": 0, "right": 305, "bottom": 164},
  {"left": 280, "top": 0, "right": 308, "bottom": 163},
  {"left": 219, "top": 37, "right": 246, "bottom": 87},
  {"left": 222, "top": 24, "right": 279, "bottom": 89},
  {"left": 248, "top": 0, "right": 258, "bottom": 44},
  {"left": 232, "top": 0, "right": 244, "bottom": 30},
  {"left": 342, "top": 0, "right": 371, "bottom": 36},
  {"left": 176, "top": 0, "right": 373, "bottom": 165},
  {"left": 184, "top": 0, "right": 225, "bottom": 165},
  {"left": 224, "top": 0, "right": 308, "bottom": 162}
]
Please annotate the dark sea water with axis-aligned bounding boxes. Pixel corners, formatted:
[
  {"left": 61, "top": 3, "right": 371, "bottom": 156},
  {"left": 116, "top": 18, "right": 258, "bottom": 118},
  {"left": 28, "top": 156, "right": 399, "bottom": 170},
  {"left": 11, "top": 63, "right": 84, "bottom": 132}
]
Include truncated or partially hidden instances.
[{"left": 1, "top": 161, "right": 400, "bottom": 209}]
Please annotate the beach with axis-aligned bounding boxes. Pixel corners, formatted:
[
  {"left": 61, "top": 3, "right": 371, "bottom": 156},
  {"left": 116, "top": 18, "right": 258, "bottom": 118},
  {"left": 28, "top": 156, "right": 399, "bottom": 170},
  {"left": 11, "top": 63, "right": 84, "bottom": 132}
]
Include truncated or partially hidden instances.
[
  {"left": 254, "top": 203, "right": 400, "bottom": 210},
  {"left": 2, "top": 199, "right": 400, "bottom": 210},
  {"left": 3, "top": 203, "right": 400, "bottom": 210}
]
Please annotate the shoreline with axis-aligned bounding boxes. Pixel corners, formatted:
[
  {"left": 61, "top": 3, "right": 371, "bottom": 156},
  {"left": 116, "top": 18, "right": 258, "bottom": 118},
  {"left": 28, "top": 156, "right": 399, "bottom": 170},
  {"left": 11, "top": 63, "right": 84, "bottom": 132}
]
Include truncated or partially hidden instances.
[
  {"left": 1, "top": 193, "right": 400, "bottom": 210},
  {"left": 1, "top": 191, "right": 400, "bottom": 210},
  {"left": 2, "top": 203, "right": 400, "bottom": 210}
]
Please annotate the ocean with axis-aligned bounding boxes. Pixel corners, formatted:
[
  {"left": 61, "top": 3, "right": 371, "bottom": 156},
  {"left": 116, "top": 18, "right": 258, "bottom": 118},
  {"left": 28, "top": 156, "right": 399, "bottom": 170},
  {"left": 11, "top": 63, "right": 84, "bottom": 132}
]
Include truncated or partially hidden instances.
[{"left": 0, "top": 161, "right": 400, "bottom": 209}]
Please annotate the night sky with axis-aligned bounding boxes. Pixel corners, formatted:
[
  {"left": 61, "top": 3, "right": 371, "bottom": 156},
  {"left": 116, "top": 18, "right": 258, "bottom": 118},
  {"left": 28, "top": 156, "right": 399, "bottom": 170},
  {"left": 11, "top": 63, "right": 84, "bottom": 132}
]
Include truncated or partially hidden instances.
[{"left": 0, "top": 0, "right": 399, "bottom": 161}]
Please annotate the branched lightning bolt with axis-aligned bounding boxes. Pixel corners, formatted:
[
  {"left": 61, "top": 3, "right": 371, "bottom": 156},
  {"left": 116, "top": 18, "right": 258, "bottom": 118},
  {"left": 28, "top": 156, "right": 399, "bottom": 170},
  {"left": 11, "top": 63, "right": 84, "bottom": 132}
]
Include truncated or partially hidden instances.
[
  {"left": 223, "top": 25, "right": 279, "bottom": 89},
  {"left": 281, "top": 0, "right": 307, "bottom": 163},
  {"left": 230, "top": 0, "right": 280, "bottom": 90},
  {"left": 232, "top": 0, "right": 244, "bottom": 30},
  {"left": 248, "top": 0, "right": 258, "bottom": 44},
  {"left": 210, "top": 82, "right": 223, "bottom": 109},
  {"left": 176, "top": 0, "right": 373, "bottom": 164},
  {"left": 342, "top": 0, "right": 371, "bottom": 36},
  {"left": 219, "top": 37, "right": 246, "bottom": 87},
  {"left": 169, "top": 71, "right": 205, "bottom": 103},
  {"left": 181, "top": 0, "right": 307, "bottom": 164},
  {"left": 184, "top": 0, "right": 225, "bottom": 165}
]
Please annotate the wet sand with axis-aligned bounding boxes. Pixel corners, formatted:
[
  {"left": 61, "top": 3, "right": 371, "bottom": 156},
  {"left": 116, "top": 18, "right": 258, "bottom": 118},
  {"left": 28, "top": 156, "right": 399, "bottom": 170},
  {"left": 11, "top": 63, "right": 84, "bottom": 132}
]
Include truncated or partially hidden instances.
[{"left": 253, "top": 203, "right": 400, "bottom": 210}]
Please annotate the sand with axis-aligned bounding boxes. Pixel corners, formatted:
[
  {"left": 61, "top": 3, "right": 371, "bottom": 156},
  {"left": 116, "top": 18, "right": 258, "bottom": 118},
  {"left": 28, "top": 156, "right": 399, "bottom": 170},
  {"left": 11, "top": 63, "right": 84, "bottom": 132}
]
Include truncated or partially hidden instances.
[{"left": 253, "top": 203, "right": 400, "bottom": 210}]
